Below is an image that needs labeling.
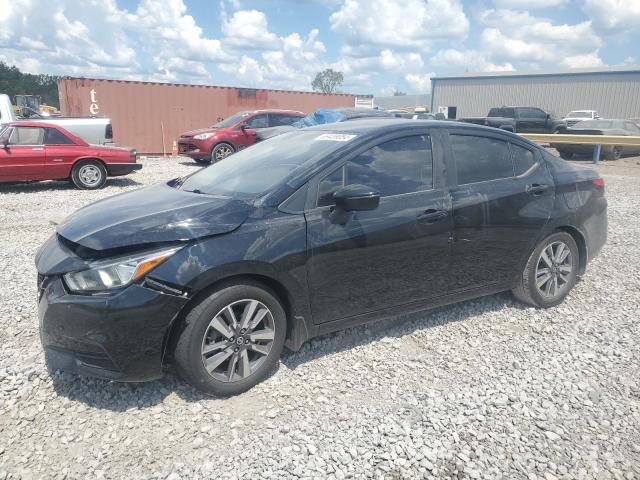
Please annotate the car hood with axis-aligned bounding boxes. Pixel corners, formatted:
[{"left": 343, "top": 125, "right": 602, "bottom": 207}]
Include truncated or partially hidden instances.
[
  {"left": 56, "top": 183, "right": 253, "bottom": 251},
  {"left": 180, "top": 127, "right": 219, "bottom": 137}
]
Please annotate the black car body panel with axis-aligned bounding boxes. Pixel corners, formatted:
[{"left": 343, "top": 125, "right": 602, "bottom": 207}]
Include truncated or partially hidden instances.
[
  {"left": 57, "top": 183, "right": 253, "bottom": 251},
  {"left": 36, "top": 119, "right": 607, "bottom": 381}
]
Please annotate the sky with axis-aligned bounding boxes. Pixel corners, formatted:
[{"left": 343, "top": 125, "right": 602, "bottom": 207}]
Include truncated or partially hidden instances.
[{"left": 0, "top": 0, "right": 638, "bottom": 95}]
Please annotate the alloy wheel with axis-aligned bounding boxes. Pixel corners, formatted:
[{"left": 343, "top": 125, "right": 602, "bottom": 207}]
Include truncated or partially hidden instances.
[
  {"left": 201, "top": 299, "right": 275, "bottom": 382},
  {"left": 214, "top": 145, "right": 233, "bottom": 161},
  {"left": 78, "top": 165, "right": 102, "bottom": 186},
  {"left": 535, "top": 241, "right": 573, "bottom": 299}
]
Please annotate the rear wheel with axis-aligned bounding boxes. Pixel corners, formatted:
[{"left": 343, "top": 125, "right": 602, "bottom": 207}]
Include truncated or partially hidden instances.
[
  {"left": 173, "top": 281, "right": 286, "bottom": 396},
  {"left": 513, "top": 232, "right": 579, "bottom": 308},
  {"left": 604, "top": 146, "right": 622, "bottom": 160},
  {"left": 558, "top": 151, "right": 573, "bottom": 159},
  {"left": 211, "top": 143, "right": 235, "bottom": 163},
  {"left": 71, "top": 160, "right": 107, "bottom": 189}
]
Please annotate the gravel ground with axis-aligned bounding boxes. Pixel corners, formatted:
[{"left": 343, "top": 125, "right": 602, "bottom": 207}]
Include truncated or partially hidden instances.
[{"left": 0, "top": 155, "right": 639, "bottom": 480}]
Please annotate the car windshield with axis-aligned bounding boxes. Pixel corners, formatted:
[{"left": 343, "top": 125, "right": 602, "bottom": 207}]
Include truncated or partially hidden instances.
[
  {"left": 211, "top": 112, "right": 250, "bottom": 128},
  {"left": 178, "top": 130, "right": 357, "bottom": 198},
  {"left": 568, "top": 111, "right": 592, "bottom": 118}
]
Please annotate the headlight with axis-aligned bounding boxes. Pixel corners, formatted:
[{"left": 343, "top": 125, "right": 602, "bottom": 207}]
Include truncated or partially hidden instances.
[
  {"left": 193, "top": 133, "right": 214, "bottom": 140},
  {"left": 64, "top": 246, "right": 181, "bottom": 293}
]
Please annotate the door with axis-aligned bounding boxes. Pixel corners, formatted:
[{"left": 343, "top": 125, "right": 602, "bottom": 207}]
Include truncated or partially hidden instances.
[
  {"left": 305, "top": 132, "right": 453, "bottom": 324},
  {"left": 446, "top": 131, "right": 554, "bottom": 291},
  {"left": 44, "top": 127, "right": 78, "bottom": 179},
  {"left": 518, "top": 108, "right": 548, "bottom": 133},
  {"left": 232, "top": 113, "right": 267, "bottom": 150},
  {"left": 0, "top": 126, "right": 46, "bottom": 180}
]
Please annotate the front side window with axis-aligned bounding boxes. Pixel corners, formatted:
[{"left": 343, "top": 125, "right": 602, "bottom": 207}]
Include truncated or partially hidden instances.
[
  {"left": 345, "top": 135, "right": 433, "bottom": 197},
  {"left": 317, "top": 167, "right": 344, "bottom": 207},
  {"left": 45, "top": 128, "right": 74, "bottom": 145},
  {"left": 9, "top": 127, "right": 44, "bottom": 145},
  {"left": 451, "top": 134, "right": 512, "bottom": 185},
  {"left": 246, "top": 114, "right": 269, "bottom": 129}
]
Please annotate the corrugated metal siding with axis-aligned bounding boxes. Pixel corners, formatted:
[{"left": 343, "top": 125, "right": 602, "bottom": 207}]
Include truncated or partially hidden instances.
[
  {"left": 58, "top": 77, "right": 356, "bottom": 153},
  {"left": 431, "top": 72, "right": 640, "bottom": 119}
]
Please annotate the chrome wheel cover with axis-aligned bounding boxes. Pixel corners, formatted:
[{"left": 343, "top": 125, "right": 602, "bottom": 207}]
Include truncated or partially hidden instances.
[
  {"left": 201, "top": 299, "right": 275, "bottom": 383},
  {"left": 535, "top": 241, "right": 573, "bottom": 299},
  {"left": 78, "top": 165, "right": 102, "bottom": 186}
]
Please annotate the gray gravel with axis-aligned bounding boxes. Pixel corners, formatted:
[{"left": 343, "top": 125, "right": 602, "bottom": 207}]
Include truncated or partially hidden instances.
[{"left": 0, "top": 156, "right": 639, "bottom": 480}]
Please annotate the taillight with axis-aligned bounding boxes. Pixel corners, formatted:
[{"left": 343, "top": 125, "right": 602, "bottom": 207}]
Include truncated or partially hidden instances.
[{"left": 591, "top": 178, "right": 605, "bottom": 188}]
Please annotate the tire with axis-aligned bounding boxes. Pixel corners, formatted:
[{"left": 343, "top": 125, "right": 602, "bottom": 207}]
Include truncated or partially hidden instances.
[
  {"left": 194, "top": 158, "right": 211, "bottom": 165},
  {"left": 604, "top": 146, "right": 622, "bottom": 160},
  {"left": 211, "top": 143, "right": 235, "bottom": 163},
  {"left": 558, "top": 151, "right": 573, "bottom": 159},
  {"left": 71, "top": 160, "right": 107, "bottom": 189},
  {"left": 173, "top": 281, "right": 286, "bottom": 396},
  {"left": 512, "top": 231, "right": 579, "bottom": 308}
]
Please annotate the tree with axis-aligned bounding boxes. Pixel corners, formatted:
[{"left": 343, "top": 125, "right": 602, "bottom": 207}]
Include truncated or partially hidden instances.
[
  {"left": 0, "top": 61, "right": 60, "bottom": 108},
  {"left": 311, "top": 69, "right": 344, "bottom": 94},
  {"left": 393, "top": 90, "right": 407, "bottom": 96}
]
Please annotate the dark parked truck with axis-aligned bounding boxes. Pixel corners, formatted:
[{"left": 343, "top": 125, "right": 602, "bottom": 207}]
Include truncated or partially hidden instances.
[{"left": 459, "top": 107, "right": 566, "bottom": 133}]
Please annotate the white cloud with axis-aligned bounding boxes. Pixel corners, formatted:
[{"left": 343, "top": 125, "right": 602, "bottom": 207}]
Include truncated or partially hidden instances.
[
  {"left": 222, "top": 10, "right": 280, "bottom": 49},
  {"left": 404, "top": 73, "right": 435, "bottom": 93},
  {"left": 476, "top": 9, "right": 603, "bottom": 69},
  {"left": 430, "top": 49, "right": 514, "bottom": 72},
  {"left": 330, "top": 0, "right": 469, "bottom": 49},
  {"left": 583, "top": 0, "right": 640, "bottom": 34},
  {"left": 493, "top": 0, "right": 567, "bottom": 7}
]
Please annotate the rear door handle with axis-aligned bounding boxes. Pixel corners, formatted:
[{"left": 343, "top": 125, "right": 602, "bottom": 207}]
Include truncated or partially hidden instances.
[
  {"left": 417, "top": 209, "right": 448, "bottom": 223},
  {"left": 526, "top": 183, "right": 550, "bottom": 196}
]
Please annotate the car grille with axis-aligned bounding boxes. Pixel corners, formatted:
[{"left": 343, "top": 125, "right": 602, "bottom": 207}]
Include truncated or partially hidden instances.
[{"left": 178, "top": 143, "right": 199, "bottom": 153}]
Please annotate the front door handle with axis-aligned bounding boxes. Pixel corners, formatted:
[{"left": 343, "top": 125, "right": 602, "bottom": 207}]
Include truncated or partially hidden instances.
[
  {"left": 526, "top": 183, "right": 550, "bottom": 196},
  {"left": 417, "top": 209, "right": 448, "bottom": 224}
]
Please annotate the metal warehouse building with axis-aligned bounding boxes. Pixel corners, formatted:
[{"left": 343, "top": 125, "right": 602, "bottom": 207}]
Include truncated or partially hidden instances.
[{"left": 430, "top": 66, "right": 640, "bottom": 120}]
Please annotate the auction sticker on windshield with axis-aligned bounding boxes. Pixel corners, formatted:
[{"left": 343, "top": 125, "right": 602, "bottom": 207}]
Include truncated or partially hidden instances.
[{"left": 314, "top": 133, "right": 357, "bottom": 142}]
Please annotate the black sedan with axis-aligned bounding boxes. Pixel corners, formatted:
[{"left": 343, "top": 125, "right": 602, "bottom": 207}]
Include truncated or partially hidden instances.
[
  {"left": 554, "top": 119, "right": 640, "bottom": 160},
  {"left": 36, "top": 120, "right": 607, "bottom": 396}
]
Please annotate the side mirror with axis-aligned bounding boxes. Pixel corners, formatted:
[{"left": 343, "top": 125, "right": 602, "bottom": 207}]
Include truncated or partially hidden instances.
[{"left": 333, "top": 184, "right": 380, "bottom": 212}]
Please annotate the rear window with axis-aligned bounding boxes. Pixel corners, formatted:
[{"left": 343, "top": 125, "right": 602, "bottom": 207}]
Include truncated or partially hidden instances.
[
  {"left": 488, "top": 108, "right": 515, "bottom": 118},
  {"left": 451, "top": 134, "right": 513, "bottom": 185}
]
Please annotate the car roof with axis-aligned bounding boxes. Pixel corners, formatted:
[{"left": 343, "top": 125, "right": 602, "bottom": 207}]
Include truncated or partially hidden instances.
[
  {"left": 252, "top": 109, "right": 304, "bottom": 114},
  {"left": 302, "top": 118, "right": 541, "bottom": 148}
]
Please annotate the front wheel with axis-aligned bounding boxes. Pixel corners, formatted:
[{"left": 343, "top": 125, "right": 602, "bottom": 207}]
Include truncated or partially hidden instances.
[
  {"left": 71, "top": 160, "right": 107, "bottom": 189},
  {"left": 211, "top": 143, "right": 235, "bottom": 163},
  {"left": 558, "top": 150, "right": 573, "bottom": 159},
  {"left": 604, "top": 146, "right": 622, "bottom": 160},
  {"left": 513, "top": 232, "right": 579, "bottom": 308},
  {"left": 173, "top": 281, "right": 286, "bottom": 396}
]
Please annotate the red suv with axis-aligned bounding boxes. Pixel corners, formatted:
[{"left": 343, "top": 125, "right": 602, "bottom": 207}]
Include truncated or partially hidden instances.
[
  {"left": 178, "top": 109, "right": 304, "bottom": 164},
  {"left": 0, "top": 122, "right": 140, "bottom": 189}
]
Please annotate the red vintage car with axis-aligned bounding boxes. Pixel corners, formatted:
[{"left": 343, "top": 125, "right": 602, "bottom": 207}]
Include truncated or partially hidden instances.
[{"left": 0, "top": 121, "right": 141, "bottom": 189}]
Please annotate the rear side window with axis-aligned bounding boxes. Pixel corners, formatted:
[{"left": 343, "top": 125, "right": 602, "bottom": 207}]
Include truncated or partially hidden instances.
[
  {"left": 451, "top": 134, "right": 512, "bottom": 185},
  {"left": 9, "top": 127, "right": 44, "bottom": 145},
  {"left": 511, "top": 144, "right": 536, "bottom": 175},
  {"left": 45, "top": 128, "right": 74, "bottom": 145},
  {"left": 270, "top": 114, "right": 301, "bottom": 127},
  {"left": 316, "top": 135, "right": 433, "bottom": 205}
]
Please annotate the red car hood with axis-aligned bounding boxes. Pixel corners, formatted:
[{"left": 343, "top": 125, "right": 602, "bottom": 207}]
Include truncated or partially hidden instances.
[{"left": 180, "top": 127, "right": 219, "bottom": 138}]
